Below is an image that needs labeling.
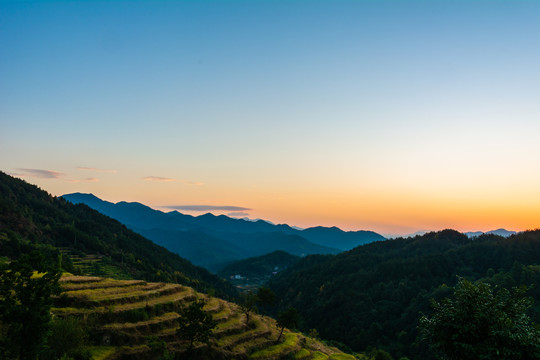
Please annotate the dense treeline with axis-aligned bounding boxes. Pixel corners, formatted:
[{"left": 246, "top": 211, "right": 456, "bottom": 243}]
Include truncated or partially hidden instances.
[
  {"left": 0, "top": 172, "right": 237, "bottom": 298},
  {"left": 268, "top": 229, "right": 540, "bottom": 359}
]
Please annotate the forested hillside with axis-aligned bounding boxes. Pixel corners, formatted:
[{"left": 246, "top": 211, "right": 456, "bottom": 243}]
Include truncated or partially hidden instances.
[
  {"left": 268, "top": 229, "right": 540, "bottom": 359},
  {"left": 0, "top": 172, "right": 237, "bottom": 298}
]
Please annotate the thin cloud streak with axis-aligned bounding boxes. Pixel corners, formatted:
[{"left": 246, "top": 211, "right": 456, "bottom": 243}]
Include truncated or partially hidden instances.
[
  {"left": 228, "top": 212, "right": 250, "bottom": 217},
  {"left": 184, "top": 180, "right": 204, "bottom": 186},
  {"left": 143, "top": 176, "right": 177, "bottom": 182},
  {"left": 68, "top": 178, "right": 100, "bottom": 183},
  {"left": 17, "top": 168, "right": 65, "bottom": 179},
  {"left": 165, "top": 205, "right": 252, "bottom": 212},
  {"left": 77, "top": 167, "right": 117, "bottom": 173}
]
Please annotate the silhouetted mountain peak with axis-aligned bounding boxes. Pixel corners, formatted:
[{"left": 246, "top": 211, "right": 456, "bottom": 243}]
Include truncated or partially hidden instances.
[
  {"left": 305, "top": 226, "right": 342, "bottom": 233},
  {"left": 66, "top": 192, "right": 100, "bottom": 200},
  {"left": 116, "top": 201, "right": 152, "bottom": 209},
  {"left": 299, "top": 226, "right": 386, "bottom": 250},
  {"left": 198, "top": 212, "right": 216, "bottom": 218},
  {"left": 64, "top": 192, "right": 108, "bottom": 203}
]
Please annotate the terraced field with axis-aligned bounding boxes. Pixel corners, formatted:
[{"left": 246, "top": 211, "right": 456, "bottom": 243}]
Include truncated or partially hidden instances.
[
  {"left": 53, "top": 275, "right": 356, "bottom": 360},
  {"left": 59, "top": 248, "right": 133, "bottom": 279}
]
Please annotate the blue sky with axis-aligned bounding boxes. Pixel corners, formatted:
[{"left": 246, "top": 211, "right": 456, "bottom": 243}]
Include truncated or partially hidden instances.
[{"left": 1, "top": 1, "right": 539, "bottom": 235}]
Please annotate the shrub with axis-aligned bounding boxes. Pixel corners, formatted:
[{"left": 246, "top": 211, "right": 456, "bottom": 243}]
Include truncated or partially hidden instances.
[{"left": 47, "top": 317, "right": 88, "bottom": 359}]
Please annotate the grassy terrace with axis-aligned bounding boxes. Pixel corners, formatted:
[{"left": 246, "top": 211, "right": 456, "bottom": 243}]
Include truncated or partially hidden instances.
[
  {"left": 102, "top": 312, "right": 180, "bottom": 330},
  {"left": 60, "top": 278, "right": 147, "bottom": 291},
  {"left": 63, "top": 282, "right": 180, "bottom": 306},
  {"left": 53, "top": 287, "right": 195, "bottom": 316},
  {"left": 53, "top": 275, "right": 357, "bottom": 359},
  {"left": 250, "top": 332, "right": 300, "bottom": 359}
]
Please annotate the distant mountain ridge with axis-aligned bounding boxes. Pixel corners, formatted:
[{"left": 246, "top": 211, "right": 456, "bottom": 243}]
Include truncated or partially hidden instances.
[
  {"left": 465, "top": 228, "right": 517, "bottom": 238},
  {"left": 62, "top": 193, "right": 385, "bottom": 271}
]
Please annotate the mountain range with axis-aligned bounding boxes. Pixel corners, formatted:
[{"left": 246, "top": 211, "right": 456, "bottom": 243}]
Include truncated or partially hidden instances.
[
  {"left": 464, "top": 228, "right": 517, "bottom": 238},
  {"left": 62, "top": 193, "right": 386, "bottom": 271}
]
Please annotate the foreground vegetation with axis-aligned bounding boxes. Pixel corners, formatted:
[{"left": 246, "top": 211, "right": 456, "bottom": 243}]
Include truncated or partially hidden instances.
[
  {"left": 2, "top": 270, "right": 357, "bottom": 359},
  {"left": 5, "top": 262, "right": 536, "bottom": 360},
  {"left": 419, "top": 277, "right": 540, "bottom": 359},
  {"left": 269, "top": 229, "right": 540, "bottom": 359}
]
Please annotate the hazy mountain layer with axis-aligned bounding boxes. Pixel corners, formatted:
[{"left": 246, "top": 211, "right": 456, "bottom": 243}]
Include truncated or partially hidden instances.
[
  {"left": 464, "top": 228, "right": 517, "bottom": 237},
  {"left": 62, "top": 193, "right": 383, "bottom": 271}
]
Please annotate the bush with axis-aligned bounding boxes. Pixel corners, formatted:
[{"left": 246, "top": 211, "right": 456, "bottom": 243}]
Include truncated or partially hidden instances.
[{"left": 47, "top": 317, "right": 88, "bottom": 360}]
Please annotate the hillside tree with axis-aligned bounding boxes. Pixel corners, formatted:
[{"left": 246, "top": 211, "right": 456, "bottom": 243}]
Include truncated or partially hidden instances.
[
  {"left": 176, "top": 299, "right": 217, "bottom": 350},
  {"left": 239, "top": 291, "right": 257, "bottom": 325},
  {"left": 256, "top": 287, "right": 276, "bottom": 315},
  {"left": 276, "top": 307, "right": 299, "bottom": 343},
  {"left": 419, "top": 277, "right": 540, "bottom": 360},
  {"left": 0, "top": 251, "right": 61, "bottom": 360}
]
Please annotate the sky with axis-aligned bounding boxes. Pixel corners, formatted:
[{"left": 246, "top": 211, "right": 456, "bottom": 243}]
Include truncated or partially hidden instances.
[{"left": 1, "top": 0, "right": 539, "bottom": 236}]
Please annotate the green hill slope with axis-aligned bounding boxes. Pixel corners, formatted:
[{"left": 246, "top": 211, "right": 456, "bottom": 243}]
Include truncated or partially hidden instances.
[
  {"left": 0, "top": 171, "right": 236, "bottom": 298},
  {"left": 54, "top": 275, "right": 356, "bottom": 360},
  {"left": 268, "top": 229, "right": 540, "bottom": 359}
]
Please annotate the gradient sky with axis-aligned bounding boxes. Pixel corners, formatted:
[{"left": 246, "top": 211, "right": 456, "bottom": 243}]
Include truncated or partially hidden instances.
[{"left": 1, "top": 0, "right": 539, "bottom": 236}]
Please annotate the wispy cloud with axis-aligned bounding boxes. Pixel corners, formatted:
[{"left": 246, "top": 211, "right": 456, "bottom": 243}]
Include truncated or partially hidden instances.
[
  {"left": 164, "top": 205, "right": 252, "bottom": 212},
  {"left": 228, "top": 211, "right": 250, "bottom": 217},
  {"left": 143, "top": 176, "right": 177, "bottom": 182},
  {"left": 68, "top": 177, "right": 100, "bottom": 183},
  {"left": 17, "top": 168, "right": 65, "bottom": 179},
  {"left": 77, "top": 167, "right": 117, "bottom": 173}
]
